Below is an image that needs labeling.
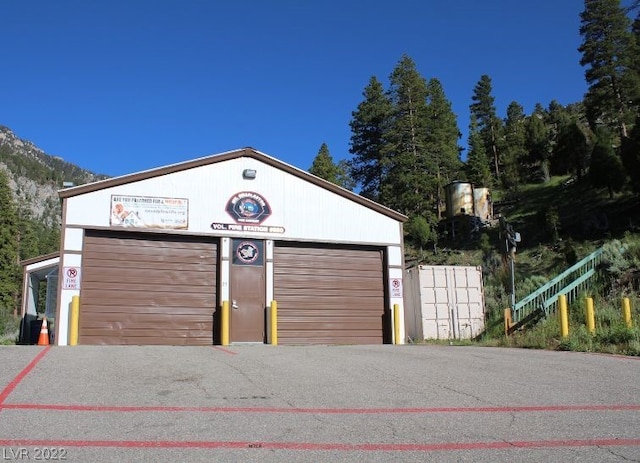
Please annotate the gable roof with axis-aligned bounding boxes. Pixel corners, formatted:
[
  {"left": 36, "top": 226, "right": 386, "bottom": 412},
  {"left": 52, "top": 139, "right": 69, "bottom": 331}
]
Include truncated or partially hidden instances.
[{"left": 58, "top": 147, "right": 408, "bottom": 222}]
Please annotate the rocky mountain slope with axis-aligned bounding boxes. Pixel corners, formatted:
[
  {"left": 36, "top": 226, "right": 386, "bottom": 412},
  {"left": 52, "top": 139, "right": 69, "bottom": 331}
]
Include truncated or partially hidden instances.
[{"left": 0, "top": 126, "right": 107, "bottom": 227}]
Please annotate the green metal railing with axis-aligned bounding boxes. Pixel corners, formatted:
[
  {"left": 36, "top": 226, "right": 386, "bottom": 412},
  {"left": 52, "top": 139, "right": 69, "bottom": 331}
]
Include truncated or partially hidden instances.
[{"left": 512, "top": 248, "right": 604, "bottom": 324}]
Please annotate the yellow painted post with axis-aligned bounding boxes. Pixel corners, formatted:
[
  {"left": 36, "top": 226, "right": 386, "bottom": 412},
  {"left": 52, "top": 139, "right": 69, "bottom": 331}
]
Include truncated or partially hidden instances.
[
  {"left": 393, "top": 304, "right": 400, "bottom": 345},
  {"left": 69, "top": 295, "right": 80, "bottom": 346},
  {"left": 221, "top": 300, "right": 229, "bottom": 346},
  {"left": 622, "top": 298, "right": 632, "bottom": 328},
  {"left": 504, "top": 308, "right": 512, "bottom": 336},
  {"left": 585, "top": 297, "right": 595, "bottom": 334},
  {"left": 270, "top": 300, "right": 278, "bottom": 346},
  {"left": 558, "top": 294, "right": 569, "bottom": 338}
]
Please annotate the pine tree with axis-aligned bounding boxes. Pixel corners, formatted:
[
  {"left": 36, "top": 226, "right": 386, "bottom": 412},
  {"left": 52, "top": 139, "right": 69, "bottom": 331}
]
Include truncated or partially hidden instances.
[
  {"left": 546, "top": 101, "right": 587, "bottom": 176},
  {"left": 383, "top": 55, "right": 433, "bottom": 217},
  {"left": 424, "top": 78, "right": 463, "bottom": 217},
  {"left": 309, "top": 143, "right": 352, "bottom": 190},
  {"left": 589, "top": 128, "right": 627, "bottom": 197},
  {"left": 552, "top": 120, "right": 592, "bottom": 180},
  {"left": 632, "top": 7, "right": 640, "bottom": 117},
  {"left": 407, "top": 215, "right": 432, "bottom": 261},
  {"left": 0, "top": 169, "right": 20, "bottom": 336},
  {"left": 309, "top": 142, "right": 338, "bottom": 182},
  {"left": 16, "top": 208, "right": 41, "bottom": 261},
  {"left": 349, "top": 76, "right": 393, "bottom": 202},
  {"left": 501, "top": 101, "right": 527, "bottom": 191},
  {"left": 546, "top": 100, "right": 573, "bottom": 149},
  {"left": 465, "top": 115, "right": 493, "bottom": 188},
  {"left": 525, "top": 104, "right": 551, "bottom": 182},
  {"left": 470, "top": 75, "right": 503, "bottom": 181},
  {"left": 621, "top": 114, "right": 640, "bottom": 192},
  {"left": 42, "top": 227, "right": 60, "bottom": 255},
  {"left": 579, "top": 0, "right": 640, "bottom": 139}
]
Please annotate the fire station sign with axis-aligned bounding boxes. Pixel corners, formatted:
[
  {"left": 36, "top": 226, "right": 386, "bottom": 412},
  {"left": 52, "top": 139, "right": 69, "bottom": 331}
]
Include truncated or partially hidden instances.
[{"left": 211, "top": 191, "right": 284, "bottom": 233}]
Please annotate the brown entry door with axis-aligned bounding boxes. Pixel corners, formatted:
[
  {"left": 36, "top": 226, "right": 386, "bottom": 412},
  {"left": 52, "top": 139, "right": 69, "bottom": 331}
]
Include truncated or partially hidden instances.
[{"left": 230, "top": 239, "right": 265, "bottom": 342}]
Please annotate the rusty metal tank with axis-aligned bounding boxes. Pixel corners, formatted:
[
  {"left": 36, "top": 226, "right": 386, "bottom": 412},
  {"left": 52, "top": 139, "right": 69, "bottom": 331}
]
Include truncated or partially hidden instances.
[
  {"left": 473, "top": 187, "right": 492, "bottom": 221},
  {"left": 445, "top": 182, "right": 474, "bottom": 219}
]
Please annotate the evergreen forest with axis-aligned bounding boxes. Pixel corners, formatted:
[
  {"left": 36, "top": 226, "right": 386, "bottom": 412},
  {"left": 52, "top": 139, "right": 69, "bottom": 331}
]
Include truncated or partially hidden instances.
[{"left": 307, "top": 0, "right": 640, "bottom": 352}]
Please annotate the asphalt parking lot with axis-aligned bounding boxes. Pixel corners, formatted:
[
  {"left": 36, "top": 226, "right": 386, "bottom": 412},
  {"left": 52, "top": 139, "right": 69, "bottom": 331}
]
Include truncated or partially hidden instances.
[{"left": 1, "top": 344, "right": 639, "bottom": 462}]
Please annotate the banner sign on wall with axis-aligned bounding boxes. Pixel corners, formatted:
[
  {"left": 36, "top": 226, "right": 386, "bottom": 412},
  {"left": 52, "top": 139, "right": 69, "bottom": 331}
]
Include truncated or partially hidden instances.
[{"left": 110, "top": 195, "right": 189, "bottom": 229}]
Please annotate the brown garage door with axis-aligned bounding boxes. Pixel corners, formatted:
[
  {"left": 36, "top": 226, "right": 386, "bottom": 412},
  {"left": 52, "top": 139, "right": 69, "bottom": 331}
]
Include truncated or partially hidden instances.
[
  {"left": 273, "top": 244, "right": 387, "bottom": 345},
  {"left": 79, "top": 230, "right": 218, "bottom": 345}
]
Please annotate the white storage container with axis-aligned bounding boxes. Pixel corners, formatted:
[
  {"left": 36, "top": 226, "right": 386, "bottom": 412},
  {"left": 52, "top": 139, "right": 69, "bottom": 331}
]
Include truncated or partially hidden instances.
[{"left": 404, "top": 265, "right": 485, "bottom": 341}]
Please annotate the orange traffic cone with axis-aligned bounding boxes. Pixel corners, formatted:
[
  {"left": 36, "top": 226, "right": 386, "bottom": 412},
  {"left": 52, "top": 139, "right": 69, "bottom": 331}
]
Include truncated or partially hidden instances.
[{"left": 37, "top": 317, "right": 50, "bottom": 346}]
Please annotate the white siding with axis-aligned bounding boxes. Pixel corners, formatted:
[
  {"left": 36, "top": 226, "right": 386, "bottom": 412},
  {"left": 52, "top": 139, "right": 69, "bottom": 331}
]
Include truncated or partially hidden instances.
[
  {"left": 387, "top": 266, "right": 405, "bottom": 344},
  {"left": 64, "top": 157, "right": 401, "bottom": 245},
  {"left": 58, "top": 253, "right": 82, "bottom": 346},
  {"left": 63, "top": 227, "right": 84, "bottom": 251},
  {"left": 387, "top": 246, "right": 403, "bottom": 266}
]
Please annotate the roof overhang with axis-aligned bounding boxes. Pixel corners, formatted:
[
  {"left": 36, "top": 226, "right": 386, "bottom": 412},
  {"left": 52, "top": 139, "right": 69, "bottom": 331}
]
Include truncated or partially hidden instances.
[{"left": 20, "top": 252, "right": 60, "bottom": 280}]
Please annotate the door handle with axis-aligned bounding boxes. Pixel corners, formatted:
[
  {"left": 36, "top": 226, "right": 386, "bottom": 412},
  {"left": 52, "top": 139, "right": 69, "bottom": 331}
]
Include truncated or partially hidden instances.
[{"left": 232, "top": 300, "right": 239, "bottom": 310}]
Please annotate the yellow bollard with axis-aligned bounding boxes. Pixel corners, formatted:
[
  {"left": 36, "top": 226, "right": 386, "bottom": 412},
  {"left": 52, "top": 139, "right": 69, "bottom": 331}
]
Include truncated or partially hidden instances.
[
  {"left": 270, "top": 300, "right": 278, "bottom": 346},
  {"left": 622, "top": 298, "right": 632, "bottom": 328},
  {"left": 504, "top": 308, "right": 513, "bottom": 336},
  {"left": 585, "top": 297, "right": 595, "bottom": 334},
  {"left": 558, "top": 294, "right": 569, "bottom": 338},
  {"left": 393, "top": 304, "right": 400, "bottom": 345},
  {"left": 69, "top": 295, "right": 80, "bottom": 345},
  {"left": 221, "top": 300, "right": 229, "bottom": 346}
]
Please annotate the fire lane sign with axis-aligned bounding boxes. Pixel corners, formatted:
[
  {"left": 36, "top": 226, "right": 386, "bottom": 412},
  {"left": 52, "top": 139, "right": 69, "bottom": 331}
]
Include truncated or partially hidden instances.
[
  {"left": 389, "top": 278, "right": 403, "bottom": 298},
  {"left": 63, "top": 266, "right": 81, "bottom": 290}
]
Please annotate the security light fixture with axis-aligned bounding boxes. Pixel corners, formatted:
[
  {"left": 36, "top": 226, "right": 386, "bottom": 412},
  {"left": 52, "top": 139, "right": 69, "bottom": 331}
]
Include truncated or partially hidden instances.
[{"left": 243, "top": 169, "right": 257, "bottom": 179}]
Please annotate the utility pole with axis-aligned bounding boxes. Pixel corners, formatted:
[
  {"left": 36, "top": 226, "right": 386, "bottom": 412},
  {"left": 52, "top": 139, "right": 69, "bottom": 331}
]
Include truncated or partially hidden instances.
[
  {"left": 509, "top": 248, "right": 516, "bottom": 309},
  {"left": 500, "top": 217, "right": 521, "bottom": 309}
]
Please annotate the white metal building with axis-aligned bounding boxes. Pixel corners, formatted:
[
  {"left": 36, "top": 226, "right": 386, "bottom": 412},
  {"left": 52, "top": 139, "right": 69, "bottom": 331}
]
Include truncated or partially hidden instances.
[{"left": 42, "top": 148, "right": 407, "bottom": 346}]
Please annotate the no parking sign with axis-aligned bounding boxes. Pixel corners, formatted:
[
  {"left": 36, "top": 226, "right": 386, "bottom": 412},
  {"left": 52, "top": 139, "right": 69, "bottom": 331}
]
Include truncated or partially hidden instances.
[
  {"left": 389, "top": 278, "right": 403, "bottom": 298},
  {"left": 63, "top": 266, "right": 81, "bottom": 290}
]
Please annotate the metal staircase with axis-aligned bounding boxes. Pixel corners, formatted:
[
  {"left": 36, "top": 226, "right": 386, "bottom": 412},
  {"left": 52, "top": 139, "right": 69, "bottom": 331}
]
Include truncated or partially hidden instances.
[{"left": 510, "top": 248, "right": 604, "bottom": 328}]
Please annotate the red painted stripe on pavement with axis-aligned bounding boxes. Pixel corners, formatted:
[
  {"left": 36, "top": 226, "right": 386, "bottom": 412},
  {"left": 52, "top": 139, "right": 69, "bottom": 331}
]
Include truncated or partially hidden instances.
[
  {"left": 0, "top": 438, "right": 639, "bottom": 451},
  {"left": 588, "top": 352, "right": 640, "bottom": 361},
  {"left": 0, "top": 346, "right": 51, "bottom": 405},
  {"left": 212, "top": 346, "right": 237, "bottom": 355},
  {"left": 2, "top": 403, "right": 639, "bottom": 414}
]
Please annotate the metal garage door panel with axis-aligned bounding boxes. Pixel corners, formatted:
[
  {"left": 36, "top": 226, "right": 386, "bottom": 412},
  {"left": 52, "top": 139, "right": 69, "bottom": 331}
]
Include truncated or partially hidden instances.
[
  {"left": 274, "top": 245, "right": 386, "bottom": 345},
  {"left": 80, "top": 231, "right": 217, "bottom": 345}
]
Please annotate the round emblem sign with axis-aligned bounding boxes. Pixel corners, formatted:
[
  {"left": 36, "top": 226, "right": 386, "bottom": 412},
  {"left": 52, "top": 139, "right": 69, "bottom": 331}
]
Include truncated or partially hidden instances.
[
  {"left": 236, "top": 241, "right": 259, "bottom": 264},
  {"left": 226, "top": 191, "right": 272, "bottom": 224}
]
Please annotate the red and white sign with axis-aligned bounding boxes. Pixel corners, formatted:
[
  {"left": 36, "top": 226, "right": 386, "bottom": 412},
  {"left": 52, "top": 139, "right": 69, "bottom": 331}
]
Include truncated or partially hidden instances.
[
  {"left": 63, "top": 266, "right": 81, "bottom": 290},
  {"left": 389, "top": 278, "right": 403, "bottom": 298}
]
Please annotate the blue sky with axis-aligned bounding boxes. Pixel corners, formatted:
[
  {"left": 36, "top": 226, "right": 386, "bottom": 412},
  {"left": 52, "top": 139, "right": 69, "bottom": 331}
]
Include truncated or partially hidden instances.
[{"left": 0, "top": 1, "right": 608, "bottom": 178}]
